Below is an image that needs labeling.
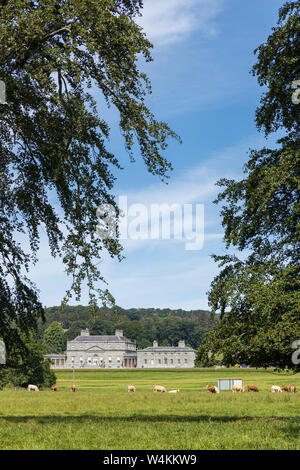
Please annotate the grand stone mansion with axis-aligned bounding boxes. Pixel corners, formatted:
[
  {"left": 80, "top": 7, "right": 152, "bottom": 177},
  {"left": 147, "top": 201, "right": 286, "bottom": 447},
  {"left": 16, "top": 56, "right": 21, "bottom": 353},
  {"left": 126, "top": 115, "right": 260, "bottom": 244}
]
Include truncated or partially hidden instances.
[
  {"left": 45, "top": 328, "right": 196, "bottom": 369},
  {"left": 136, "top": 340, "right": 195, "bottom": 368}
]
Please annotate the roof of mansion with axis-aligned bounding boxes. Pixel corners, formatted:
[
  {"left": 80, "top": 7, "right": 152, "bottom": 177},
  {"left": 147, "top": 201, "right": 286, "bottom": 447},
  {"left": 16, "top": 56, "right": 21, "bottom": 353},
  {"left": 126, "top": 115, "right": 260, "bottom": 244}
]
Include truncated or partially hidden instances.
[
  {"left": 138, "top": 340, "right": 196, "bottom": 352},
  {"left": 70, "top": 329, "right": 134, "bottom": 344},
  {"left": 140, "top": 346, "right": 195, "bottom": 352},
  {"left": 73, "top": 335, "right": 131, "bottom": 343}
]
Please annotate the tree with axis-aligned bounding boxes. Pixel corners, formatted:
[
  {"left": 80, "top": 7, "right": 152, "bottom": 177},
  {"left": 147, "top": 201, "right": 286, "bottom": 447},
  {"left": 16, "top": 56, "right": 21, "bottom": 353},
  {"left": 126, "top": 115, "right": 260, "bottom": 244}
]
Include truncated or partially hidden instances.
[
  {"left": 0, "top": 332, "right": 56, "bottom": 389},
  {"left": 201, "top": 1, "right": 300, "bottom": 370},
  {"left": 64, "top": 320, "right": 88, "bottom": 341},
  {"left": 42, "top": 321, "right": 66, "bottom": 353},
  {"left": 159, "top": 339, "right": 170, "bottom": 347},
  {"left": 0, "top": 1, "right": 180, "bottom": 350},
  {"left": 90, "top": 318, "right": 114, "bottom": 336}
]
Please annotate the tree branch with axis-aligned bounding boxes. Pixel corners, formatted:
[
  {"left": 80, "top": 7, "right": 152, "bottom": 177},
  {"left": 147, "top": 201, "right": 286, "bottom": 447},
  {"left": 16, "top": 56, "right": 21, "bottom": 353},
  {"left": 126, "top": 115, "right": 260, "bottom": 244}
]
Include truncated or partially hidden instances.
[{"left": 14, "top": 24, "right": 72, "bottom": 70}]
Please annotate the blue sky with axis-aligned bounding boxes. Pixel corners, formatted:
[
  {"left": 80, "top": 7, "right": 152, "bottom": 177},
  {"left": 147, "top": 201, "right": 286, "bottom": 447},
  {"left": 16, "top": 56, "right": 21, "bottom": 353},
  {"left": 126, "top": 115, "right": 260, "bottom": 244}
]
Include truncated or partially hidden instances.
[{"left": 30, "top": 0, "right": 284, "bottom": 310}]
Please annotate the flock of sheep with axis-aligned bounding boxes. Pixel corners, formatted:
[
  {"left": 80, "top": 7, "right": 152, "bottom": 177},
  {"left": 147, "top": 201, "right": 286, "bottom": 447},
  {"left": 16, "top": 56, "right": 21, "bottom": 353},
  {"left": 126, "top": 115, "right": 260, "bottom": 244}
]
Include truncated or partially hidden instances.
[
  {"left": 205, "top": 384, "right": 297, "bottom": 394},
  {"left": 127, "top": 384, "right": 297, "bottom": 394},
  {"left": 26, "top": 383, "right": 297, "bottom": 393},
  {"left": 27, "top": 384, "right": 75, "bottom": 392}
]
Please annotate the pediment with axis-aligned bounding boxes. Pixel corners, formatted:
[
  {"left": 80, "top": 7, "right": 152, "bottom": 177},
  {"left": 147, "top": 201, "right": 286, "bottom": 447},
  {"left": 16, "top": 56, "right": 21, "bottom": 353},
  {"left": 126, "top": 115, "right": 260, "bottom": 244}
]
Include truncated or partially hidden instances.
[{"left": 85, "top": 345, "right": 105, "bottom": 352}]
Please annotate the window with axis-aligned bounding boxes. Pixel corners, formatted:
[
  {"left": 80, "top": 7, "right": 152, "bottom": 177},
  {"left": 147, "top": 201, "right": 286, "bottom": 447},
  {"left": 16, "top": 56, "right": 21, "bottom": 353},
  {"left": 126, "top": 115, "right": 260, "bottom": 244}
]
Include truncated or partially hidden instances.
[
  {"left": 117, "top": 357, "right": 120, "bottom": 363},
  {"left": 144, "top": 359, "right": 147, "bottom": 364},
  {"left": 164, "top": 357, "right": 168, "bottom": 364},
  {"left": 158, "top": 359, "right": 161, "bottom": 364},
  {"left": 108, "top": 356, "right": 112, "bottom": 363},
  {"left": 170, "top": 359, "right": 173, "bottom": 365},
  {"left": 88, "top": 357, "right": 91, "bottom": 364},
  {"left": 178, "top": 359, "right": 181, "bottom": 364}
]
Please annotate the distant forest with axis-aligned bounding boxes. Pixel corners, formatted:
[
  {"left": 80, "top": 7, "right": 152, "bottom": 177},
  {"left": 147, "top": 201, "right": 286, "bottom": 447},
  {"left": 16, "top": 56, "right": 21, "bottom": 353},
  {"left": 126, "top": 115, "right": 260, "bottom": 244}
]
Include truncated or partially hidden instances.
[{"left": 39, "top": 305, "right": 218, "bottom": 352}]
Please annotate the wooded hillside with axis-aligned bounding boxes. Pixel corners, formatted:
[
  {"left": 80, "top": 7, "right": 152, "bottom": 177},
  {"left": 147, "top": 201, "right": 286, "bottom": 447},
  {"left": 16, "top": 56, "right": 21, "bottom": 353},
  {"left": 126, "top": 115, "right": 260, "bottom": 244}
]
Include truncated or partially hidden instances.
[{"left": 39, "top": 306, "right": 217, "bottom": 352}]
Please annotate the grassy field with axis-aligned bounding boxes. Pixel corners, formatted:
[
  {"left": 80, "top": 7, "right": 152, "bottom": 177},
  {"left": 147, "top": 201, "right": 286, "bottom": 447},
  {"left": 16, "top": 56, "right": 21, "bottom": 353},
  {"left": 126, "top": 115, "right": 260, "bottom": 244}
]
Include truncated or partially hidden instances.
[{"left": 0, "top": 368, "right": 299, "bottom": 450}]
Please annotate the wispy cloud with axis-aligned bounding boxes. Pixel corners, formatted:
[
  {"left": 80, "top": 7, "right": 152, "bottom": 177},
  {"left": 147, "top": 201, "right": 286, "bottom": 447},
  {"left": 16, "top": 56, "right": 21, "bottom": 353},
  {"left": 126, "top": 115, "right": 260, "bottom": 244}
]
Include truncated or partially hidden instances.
[
  {"left": 137, "top": 0, "right": 224, "bottom": 45},
  {"left": 28, "top": 133, "right": 274, "bottom": 309}
]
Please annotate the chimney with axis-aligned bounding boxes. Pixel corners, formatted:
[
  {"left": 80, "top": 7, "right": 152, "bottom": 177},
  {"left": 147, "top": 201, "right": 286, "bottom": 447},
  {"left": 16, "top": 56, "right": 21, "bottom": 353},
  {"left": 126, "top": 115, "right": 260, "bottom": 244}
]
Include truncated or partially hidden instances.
[
  {"left": 153, "top": 340, "right": 158, "bottom": 348},
  {"left": 178, "top": 340, "right": 185, "bottom": 348},
  {"left": 80, "top": 328, "right": 89, "bottom": 336},
  {"left": 115, "top": 328, "right": 123, "bottom": 337}
]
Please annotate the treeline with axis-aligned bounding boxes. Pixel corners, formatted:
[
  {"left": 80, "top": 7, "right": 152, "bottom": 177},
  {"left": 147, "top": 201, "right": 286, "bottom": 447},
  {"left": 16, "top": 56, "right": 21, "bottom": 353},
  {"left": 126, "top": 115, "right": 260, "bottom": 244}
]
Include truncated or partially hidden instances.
[{"left": 39, "top": 305, "right": 218, "bottom": 353}]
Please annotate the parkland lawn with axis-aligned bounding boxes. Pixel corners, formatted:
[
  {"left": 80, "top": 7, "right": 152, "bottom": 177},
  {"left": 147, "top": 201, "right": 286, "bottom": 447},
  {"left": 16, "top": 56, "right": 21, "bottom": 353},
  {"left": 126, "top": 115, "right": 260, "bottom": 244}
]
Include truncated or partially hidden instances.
[{"left": 0, "top": 368, "right": 299, "bottom": 450}]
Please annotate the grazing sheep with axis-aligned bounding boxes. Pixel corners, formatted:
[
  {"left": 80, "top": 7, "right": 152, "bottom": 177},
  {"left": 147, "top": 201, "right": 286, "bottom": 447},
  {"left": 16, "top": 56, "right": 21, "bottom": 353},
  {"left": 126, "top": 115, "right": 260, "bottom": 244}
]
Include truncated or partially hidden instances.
[
  {"left": 289, "top": 384, "right": 297, "bottom": 393},
  {"left": 281, "top": 386, "right": 289, "bottom": 392},
  {"left": 206, "top": 385, "right": 219, "bottom": 394},
  {"left": 153, "top": 385, "right": 167, "bottom": 393},
  {"left": 270, "top": 385, "right": 282, "bottom": 393},
  {"left": 232, "top": 385, "right": 244, "bottom": 393},
  {"left": 27, "top": 384, "right": 39, "bottom": 392},
  {"left": 247, "top": 385, "right": 259, "bottom": 392},
  {"left": 51, "top": 385, "right": 59, "bottom": 391},
  {"left": 71, "top": 385, "right": 76, "bottom": 392},
  {"left": 127, "top": 385, "right": 136, "bottom": 392}
]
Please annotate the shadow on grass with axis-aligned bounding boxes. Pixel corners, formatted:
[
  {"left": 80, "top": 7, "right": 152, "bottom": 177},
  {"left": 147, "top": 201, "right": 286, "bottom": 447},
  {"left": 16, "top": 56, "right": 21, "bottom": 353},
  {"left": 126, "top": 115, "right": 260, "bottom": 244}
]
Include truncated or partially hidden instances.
[
  {"left": 1, "top": 415, "right": 299, "bottom": 443},
  {"left": 1, "top": 414, "right": 299, "bottom": 425}
]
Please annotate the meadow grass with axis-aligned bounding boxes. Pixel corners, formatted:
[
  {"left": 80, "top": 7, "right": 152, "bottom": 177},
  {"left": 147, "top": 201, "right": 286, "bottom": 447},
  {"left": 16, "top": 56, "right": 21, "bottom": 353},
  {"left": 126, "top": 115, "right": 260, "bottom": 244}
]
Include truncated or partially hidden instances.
[{"left": 0, "top": 368, "right": 299, "bottom": 450}]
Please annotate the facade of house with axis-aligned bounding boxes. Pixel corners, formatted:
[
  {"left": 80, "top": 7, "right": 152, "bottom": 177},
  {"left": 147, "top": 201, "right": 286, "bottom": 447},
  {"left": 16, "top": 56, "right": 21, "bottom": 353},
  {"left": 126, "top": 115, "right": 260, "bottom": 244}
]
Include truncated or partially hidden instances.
[
  {"left": 137, "top": 340, "right": 196, "bottom": 368},
  {"left": 65, "top": 328, "right": 137, "bottom": 369},
  {"left": 45, "top": 329, "right": 196, "bottom": 369}
]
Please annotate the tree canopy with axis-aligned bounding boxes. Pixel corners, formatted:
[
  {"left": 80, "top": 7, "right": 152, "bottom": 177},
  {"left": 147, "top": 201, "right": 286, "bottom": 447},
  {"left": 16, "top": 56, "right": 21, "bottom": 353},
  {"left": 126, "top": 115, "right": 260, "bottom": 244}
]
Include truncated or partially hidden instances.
[
  {"left": 0, "top": 1, "right": 180, "bottom": 351},
  {"left": 42, "top": 320, "right": 66, "bottom": 353},
  {"left": 197, "top": 1, "right": 300, "bottom": 370},
  {"left": 0, "top": 332, "right": 56, "bottom": 389}
]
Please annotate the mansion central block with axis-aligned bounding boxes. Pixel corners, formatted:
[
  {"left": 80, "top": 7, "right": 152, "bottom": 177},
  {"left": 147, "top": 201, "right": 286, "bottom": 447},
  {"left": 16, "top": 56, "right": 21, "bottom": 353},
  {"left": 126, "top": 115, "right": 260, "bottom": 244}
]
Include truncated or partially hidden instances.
[{"left": 45, "top": 328, "right": 196, "bottom": 369}]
